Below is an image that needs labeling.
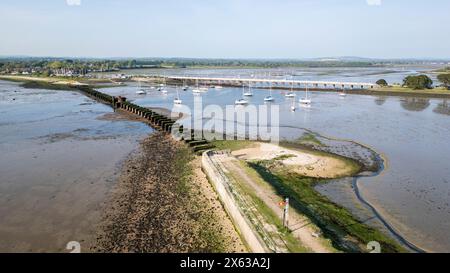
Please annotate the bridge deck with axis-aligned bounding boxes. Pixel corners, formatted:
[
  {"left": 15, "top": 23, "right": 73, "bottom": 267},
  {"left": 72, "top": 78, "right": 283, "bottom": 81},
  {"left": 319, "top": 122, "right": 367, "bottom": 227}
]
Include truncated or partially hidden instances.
[{"left": 160, "top": 76, "right": 378, "bottom": 88}]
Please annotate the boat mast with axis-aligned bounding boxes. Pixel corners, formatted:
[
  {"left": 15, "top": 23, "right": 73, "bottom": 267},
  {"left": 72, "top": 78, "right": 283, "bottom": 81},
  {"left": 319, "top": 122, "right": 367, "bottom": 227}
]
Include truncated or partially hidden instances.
[
  {"left": 305, "top": 83, "right": 309, "bottom": 100},
  {"left": 269, "top": 73, "right": 272, "bottom": 96}
]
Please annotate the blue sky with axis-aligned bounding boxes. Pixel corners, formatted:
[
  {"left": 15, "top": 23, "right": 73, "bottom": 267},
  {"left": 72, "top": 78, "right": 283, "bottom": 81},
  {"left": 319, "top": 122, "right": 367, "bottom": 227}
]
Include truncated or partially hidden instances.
[{"left": 0, "top": 0, "right": 449, "bottom": 59}]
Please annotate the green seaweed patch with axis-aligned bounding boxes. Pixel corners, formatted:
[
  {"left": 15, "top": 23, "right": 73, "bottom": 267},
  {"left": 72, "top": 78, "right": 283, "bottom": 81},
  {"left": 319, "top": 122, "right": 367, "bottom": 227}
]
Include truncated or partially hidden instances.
[
  {"left": 248, "top": 160, "right": 407, "bottom": 253},
  {"left": 211, "top": 140, "right": 257, "bottom": 152},
  {"left": 296, "top": 132, "right": 325, "bottom": 147},
  {"left": 20, "top": 81, "right": 77, "bottom": 91}
]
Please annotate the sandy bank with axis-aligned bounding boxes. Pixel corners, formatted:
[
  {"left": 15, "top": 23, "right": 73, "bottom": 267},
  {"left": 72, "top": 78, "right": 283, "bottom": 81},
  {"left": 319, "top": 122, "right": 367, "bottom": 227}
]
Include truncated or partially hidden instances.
[{"left": 233, "top": 142, "right": 357, "bottom": 179}]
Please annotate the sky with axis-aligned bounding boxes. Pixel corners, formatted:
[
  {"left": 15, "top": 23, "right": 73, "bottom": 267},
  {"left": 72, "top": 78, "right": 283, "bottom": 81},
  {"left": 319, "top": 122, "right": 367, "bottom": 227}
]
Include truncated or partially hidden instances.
[{"left": 0, "top": 0, "right": 449, "bottom": 59}]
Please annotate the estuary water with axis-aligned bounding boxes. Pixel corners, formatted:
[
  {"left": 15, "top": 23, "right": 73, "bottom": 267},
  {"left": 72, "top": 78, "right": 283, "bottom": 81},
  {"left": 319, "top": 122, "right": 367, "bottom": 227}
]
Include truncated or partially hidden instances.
[{"left": 0, "top": 80, "right": 152, "bottom": 252}]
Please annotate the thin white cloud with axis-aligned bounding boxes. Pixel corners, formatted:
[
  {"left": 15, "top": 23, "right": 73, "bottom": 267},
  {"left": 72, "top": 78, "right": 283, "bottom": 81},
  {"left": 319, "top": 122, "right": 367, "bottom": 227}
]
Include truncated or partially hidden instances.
[
  {"left": 66, "top": 0, "right": 81, "bottom": 6},
  {"left": 366, "top": 0, "right": 382, "bottom": 6}
]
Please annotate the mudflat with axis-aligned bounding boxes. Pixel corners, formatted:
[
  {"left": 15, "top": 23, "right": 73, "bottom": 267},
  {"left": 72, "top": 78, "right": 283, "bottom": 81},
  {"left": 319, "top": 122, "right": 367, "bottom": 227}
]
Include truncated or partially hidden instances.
[{"left": 94, "top": 132, "right": 245, "bottom": 253}]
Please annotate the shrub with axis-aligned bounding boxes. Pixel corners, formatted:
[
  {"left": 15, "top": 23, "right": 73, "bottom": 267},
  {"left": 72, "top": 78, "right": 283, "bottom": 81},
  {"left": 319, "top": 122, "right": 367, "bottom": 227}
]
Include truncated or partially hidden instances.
[
  {"left": 403, "top": 75, "right": 433, "bottom": 90},
  {"left": 376, "top": 79, "right": 388, "bottom": 87}
]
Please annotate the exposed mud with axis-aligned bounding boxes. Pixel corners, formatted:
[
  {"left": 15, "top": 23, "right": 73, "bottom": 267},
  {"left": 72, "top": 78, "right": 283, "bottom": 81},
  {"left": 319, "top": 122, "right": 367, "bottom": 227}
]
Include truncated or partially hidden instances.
[{"left": 93, "top": 132, "right": 245, "bottom": 253}]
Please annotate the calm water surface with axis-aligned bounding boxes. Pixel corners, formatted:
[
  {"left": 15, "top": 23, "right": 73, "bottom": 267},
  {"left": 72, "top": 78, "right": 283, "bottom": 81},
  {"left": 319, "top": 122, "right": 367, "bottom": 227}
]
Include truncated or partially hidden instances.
[{"left": 0, "top": 80, "right": 152, "bottom": 252}]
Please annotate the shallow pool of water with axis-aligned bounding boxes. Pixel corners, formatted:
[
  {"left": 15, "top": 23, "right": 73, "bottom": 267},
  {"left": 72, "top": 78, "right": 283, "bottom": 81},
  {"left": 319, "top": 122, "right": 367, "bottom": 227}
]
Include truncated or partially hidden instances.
[{"left": 0, "top": 80, "right": 153, "bottom": 252}]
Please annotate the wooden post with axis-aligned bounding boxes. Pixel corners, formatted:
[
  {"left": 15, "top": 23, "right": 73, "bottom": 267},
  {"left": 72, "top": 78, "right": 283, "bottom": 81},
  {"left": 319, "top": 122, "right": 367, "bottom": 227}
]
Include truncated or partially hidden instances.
[{"left": 282, "top": 197, "right": 290, "bottom": 228}]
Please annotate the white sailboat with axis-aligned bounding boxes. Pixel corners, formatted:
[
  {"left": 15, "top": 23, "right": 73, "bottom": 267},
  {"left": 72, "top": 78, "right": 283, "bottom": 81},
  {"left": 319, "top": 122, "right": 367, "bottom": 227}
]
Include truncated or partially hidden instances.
[
  {"left": 339, "top": 87, "right": 347, "bottom": 97},
  {"left": 158, "top": 77, "right": 167, "bottom": 92},
  {"left": 235, "top": 85, "right": 249, "bottom": 105},
  {"left": 215, "top": 80, "right": 223, "bottom": 89},
  {"left": 174, "top": 86, "right": 182, "bottom": 105},
  {"left": 285, "top": 81, "right": 296, "bottom": 98},
  {"left": 136, "top": 81, "right": 146, "bottom": 95},
  {"left": 160, "top": 79, "right": 168, "bottom": 94},
  {"left": 243, "top": 81, "right": 253, "bottom": 96},
  {"left": 290, "top": 99, "right": 296, "bottom": 112},
  {"left": 182, "top": 79, "right": 189, "bottom": 91},
  {"left": 299, "top": 84, "right": 312, "bottom": 105},
  {"left": 192, "top": 79, "right": 202, "bottom": 93},
  {"left": 264, "top": 80, "right": 274, "bottom": 102}
]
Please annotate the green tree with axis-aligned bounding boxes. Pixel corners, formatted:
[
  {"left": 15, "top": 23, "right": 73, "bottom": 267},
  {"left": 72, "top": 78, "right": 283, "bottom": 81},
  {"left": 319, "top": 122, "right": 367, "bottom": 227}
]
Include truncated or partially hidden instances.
[
  {"left": 48, "top": 61, "right": 64, "bottom": 69},
  {"left": 437, "top": 74, "right": 450, "bottom": 89},
  {"left": 403, "top": 75, "right": 433, "bottom": 90},
  {"left": 376, "top": 79, "right": 388, "bottom": 87},
  {"left": 127, "top": 59, "right": 137, "bottom": 68}
]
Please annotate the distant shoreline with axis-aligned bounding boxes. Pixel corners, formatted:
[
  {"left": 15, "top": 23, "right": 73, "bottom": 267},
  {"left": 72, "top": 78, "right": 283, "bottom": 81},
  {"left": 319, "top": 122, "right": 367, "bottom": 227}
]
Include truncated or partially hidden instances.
[{"left": 2, "top": 74, "right": 450, "bottom": 99}]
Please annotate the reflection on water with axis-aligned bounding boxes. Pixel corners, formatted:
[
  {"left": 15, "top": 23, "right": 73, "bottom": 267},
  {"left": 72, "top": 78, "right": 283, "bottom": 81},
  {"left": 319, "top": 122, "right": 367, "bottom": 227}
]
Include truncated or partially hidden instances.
[
  {"left": 400, "top": 97, "right": 431, "bottom": 112},
  {"left": 374, "top": 96, "right": 387, "bottom": 106},
  {"left": 434, "top": 100, "right": 450, "bottom": 116}
]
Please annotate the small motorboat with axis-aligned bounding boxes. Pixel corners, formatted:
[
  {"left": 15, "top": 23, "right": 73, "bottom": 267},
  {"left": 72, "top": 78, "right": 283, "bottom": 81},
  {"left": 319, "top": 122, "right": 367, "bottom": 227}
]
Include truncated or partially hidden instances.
[
  {"left": 285, "top": 92, "right": 296, "bottom": 98},
  {"left": 264, "top": 96, "right": 274, "bottom": 102},
  {"left": 136, "top": 90, "right": 146, "bottom": 95},
  {"left": 235, "top": 99, "right": 249, "bottom": 105},
  {"left": 299, "top": 98, "right": 312, "bottom": 105}
]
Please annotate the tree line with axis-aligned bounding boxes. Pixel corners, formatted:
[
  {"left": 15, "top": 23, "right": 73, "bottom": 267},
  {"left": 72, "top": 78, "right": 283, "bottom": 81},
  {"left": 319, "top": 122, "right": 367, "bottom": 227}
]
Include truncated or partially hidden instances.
[{"left": 378, "top": 74, "right": 450, "bottom": 90}]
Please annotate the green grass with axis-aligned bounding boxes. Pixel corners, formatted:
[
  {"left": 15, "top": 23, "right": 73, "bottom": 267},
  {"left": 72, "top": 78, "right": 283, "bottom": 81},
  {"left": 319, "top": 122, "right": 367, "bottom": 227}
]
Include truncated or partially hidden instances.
[
  {"left": 296, "top": 132, "right": 325, "bottom": 147},
  {"left": 226, "top": 162, "right": 310, "bottom": 253},
  {"left": 19, "top": 81, "right": 76, "bottom": 91},
  {"left": 272, "top": 154, "right": 296, "bottom": 161},
  {"left": 211, "top": 140, "right": 257, "bottom": 152},
  {"left": 374, "top": 85, "right": 450, "bottom": 95},
  {"left": 248, "top": 161, "right": 407, "bottom": 253},
  {"left": 174, "top": 146, "right": 229, "bottom": 252}
]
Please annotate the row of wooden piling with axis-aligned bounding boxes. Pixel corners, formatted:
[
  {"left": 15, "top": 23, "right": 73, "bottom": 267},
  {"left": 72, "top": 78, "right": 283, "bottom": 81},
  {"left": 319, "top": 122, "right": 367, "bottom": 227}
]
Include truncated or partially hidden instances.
[{"left": 77, "top": 86, "right": 215, "bottom": 154}]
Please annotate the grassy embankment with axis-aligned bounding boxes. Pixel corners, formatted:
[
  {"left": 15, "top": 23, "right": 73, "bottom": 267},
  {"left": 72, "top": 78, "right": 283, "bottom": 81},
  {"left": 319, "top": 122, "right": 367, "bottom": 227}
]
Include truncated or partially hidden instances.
[
  {"left": 230, "top": 159, "right": 336, "bottom": 253},
  {"left": 0, "top": 75, "right": 124, "bottom": 89},
  {"left": 211, "top": 139, "right": 406, "bottom": 253},
  {"left": 372, "top": 85, "right": 450, "bottom": 96},
  {"left": 174, "top": 145, "right": 230, "bottom": 252}
]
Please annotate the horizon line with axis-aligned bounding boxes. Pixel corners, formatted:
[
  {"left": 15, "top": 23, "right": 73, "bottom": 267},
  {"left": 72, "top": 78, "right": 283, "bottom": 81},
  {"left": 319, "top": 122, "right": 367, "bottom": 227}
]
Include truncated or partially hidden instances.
[{"left": 1, "top": 55, "right": 450, "bottom": 62}]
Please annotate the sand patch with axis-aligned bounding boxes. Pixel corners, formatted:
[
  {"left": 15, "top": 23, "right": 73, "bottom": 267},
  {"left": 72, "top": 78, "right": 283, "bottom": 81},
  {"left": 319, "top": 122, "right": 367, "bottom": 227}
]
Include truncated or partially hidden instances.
[{"left": 233, "top": 142, "right": 356, "bottom": 179}]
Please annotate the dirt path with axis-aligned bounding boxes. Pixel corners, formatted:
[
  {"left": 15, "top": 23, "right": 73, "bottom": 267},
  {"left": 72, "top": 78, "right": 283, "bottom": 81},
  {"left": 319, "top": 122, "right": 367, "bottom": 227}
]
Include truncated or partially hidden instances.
[
  {"left": 93, "top": 132, "right": 245, "bottom": 253},
  {"left": 219, "top": 155, "right": 335, "bottom": 253}
]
